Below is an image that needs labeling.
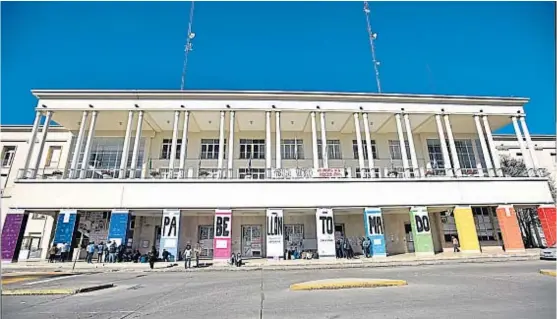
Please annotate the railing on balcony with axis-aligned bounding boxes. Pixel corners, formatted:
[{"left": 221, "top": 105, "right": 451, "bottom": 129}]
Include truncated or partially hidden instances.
[{"left": 16, "top": 163, "right": 548, "bottom": 182}]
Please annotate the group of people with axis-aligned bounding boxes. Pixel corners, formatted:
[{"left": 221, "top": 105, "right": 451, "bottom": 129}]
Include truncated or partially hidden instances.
[
  {"left": 336, "top": 237, "right": 355, "bottom": 259},
  {"left": 47, "top": 242, "right": 71, "bottom": 263}
]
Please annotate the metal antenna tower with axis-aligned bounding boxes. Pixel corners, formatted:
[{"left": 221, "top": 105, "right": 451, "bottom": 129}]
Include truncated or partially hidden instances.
[
  {"left": 180, "top": 1, "right": 196, "bottom": 91},
  {"left": 363, "top": 2, "right": 382, "bottom": 93}
]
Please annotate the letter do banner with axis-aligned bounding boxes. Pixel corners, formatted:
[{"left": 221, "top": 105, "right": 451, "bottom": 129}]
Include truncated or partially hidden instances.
[
  {"left": 213, "top": 210, "right": 232, "bottom": 260},
  {"left": 413, "top": 208, "right": 431, "bottom": 234},
  {"left": 315, "top": 208, "right": 335, "bottom": 258}
]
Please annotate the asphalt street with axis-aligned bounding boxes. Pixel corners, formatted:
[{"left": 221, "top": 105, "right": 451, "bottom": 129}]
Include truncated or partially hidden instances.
[{"left": 2, "top": 260, "right": 556, "bottom": 319}]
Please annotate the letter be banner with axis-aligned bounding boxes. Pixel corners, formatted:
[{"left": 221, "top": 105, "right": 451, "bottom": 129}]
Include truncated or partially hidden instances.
[
  {"left": 315, "top": 208, "right": 335, "bottom": 258},
  {"left": 213, "top": 209, "right": 232, "bottom": 260},
  {"left": 160, "top": 210, "right": 181, "bottom": 259},
  {"left": 266, "top": 209, "right": 284, "bottom": 259},
  {"left": 363, "top": 208, "right": 387, "bottom": 257}
]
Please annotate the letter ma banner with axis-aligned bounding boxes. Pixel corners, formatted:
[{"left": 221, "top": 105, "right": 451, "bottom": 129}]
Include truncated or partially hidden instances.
[
  {"left": 160, "top": 210, "right": 181, "bottom": 259},
  {"left": 364, "top": 207, "right": 386, "bottom": 257},
  {"left": 315, "top": 208, "right": 335, "bottom": 258},
  {"left": 266, "top": 209, "right": 284, "bottom": 258},
  {"left": 213, "top": 209, "right": 232, "bottom": 260}
]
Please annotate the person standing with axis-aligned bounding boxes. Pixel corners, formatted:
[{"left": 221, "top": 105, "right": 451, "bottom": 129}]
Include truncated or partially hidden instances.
[
  {"left": 86, "top": 242, "right": 95, "bottom": 263},
  {"left": 108, "top": 242, "right": 117, "bottom": 263},
  {"left": 183, "top": 244, "right": 192, "bottom": 269},
  {"left": 59, "top": 243, "right": 67, "bottom": 262},
  {"left": 362, "top": 237, "right": 371, "bottom": 258},
  {"left": 48, "top": 245, "right": 57, "bottom": 263},
  {"left": 148, "top": 246, "right": 158, "bottom": 270},
  {"left": 194, "top": 243, "right": 202, "bottom": 268},
  {"left": 97, "top": 242, "right": 105, "bottom": 263},
  {"left": 452, "top": 236, "right": 460, "bottom": 252}
]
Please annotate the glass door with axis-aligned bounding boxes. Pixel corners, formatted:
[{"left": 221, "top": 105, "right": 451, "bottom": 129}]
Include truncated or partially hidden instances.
[
  {"left": 198, "top": 225, "right": 214, "bottom": 258},
  {"left": 405, "top": 223, "right": 415, "bottom": 253},
  {"left": 241, "top": 225, "right": 262, "bottom": 258}
]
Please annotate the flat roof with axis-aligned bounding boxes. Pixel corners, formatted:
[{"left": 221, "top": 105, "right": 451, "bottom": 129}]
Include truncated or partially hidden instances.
[{"left": 31, "top": 89, "right": 529, "bottom": 106}]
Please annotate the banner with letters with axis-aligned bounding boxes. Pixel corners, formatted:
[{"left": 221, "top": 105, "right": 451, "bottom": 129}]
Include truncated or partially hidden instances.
[
  {"left": 364, "top": 207, "right": 387, "bottom": 257},
  {"left": 107, "top": 210, "right": 130, "bottom": 247},
  {"left": 53, "top": 210, "right": 78, "bottom": 246},
  {"left": 1, "top": 210, "right": 27, "bottom": 263},
  {"left": 160, "top": 210, "right": 181, "bottom": 259},
  {"left": 213, "top": 209, "right": 232, "bottom": 260},
  {"left": 410, "top": 206, "right": 435, "bottom": 254},
  {"left": 315, "top": 208, "right": 336, "bottom": 258},
  {"left": 266, "top": 209, "right": 284, "bottom": 258}
]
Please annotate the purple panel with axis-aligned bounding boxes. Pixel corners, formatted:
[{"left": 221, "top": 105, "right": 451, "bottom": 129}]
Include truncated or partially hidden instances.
[{"left": 1, "top": 213, "right": 25, "bottom": 262}]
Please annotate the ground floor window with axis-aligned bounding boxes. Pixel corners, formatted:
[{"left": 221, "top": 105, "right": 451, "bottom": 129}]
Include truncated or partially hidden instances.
[
  {"left": 285, "top": 224, "right": 304, "bottom": 250},
  {"left": 198, "top": 225, "right": 214, "bottom": 258},
  {"left": 241, "top": 225, "right": 263, "bottom": 258},
  {"left": 21, "top": 233, "right": 42, "bottom": 258},
  {"left": 472, "top": 206, "right": 501, "bottom": 243},
  {"left": 440, "top": 211, "right": 458, "bottom": 242}
]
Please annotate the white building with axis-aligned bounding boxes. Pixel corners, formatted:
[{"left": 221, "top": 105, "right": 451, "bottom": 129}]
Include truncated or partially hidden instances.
[{"left": 1, "top": 90, "right": 555, "bottom": 263}]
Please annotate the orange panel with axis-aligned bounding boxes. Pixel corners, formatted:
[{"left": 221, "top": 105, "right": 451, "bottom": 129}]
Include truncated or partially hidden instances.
[
  {"left": 495, "top": 206, "right": 525, "bottom": 251},
  {"left": 538, "top": 206, "right": 556, "bottom": 247}
]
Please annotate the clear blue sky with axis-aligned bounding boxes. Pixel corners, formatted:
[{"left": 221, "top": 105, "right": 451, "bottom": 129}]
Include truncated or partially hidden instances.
[{"left": 2, "top": 1, "right": 555, "bottom": 134}]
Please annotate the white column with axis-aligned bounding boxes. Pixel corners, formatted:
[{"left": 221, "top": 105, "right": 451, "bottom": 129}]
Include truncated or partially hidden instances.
[
  {"left": 403, "top": 113, "right": 419, "bottom": 176},
  {"left": 354, "top": 113, "right": 365, "bottom": 174},
  {"left": 362, "top": 113, "right": 375, "bottom": 174},
  {"left": 482, "top": 115, "right": 501, "bottom": 176},
  {"left": 179, "top": 110, "right": 190, "bottom": 178},
  {"left": 435, "top": 114, "right": 453, "bottom": 177},
  {"left": 227, "top": 111, "right": 235, "bottom": 178},
  {"left": 319, "top": 112, "right": 328, "bottom": 169},
  {"left": 443, "top": 114, "right": 461, "bottom": 177},
  {"left": 511, "top": 116, "right": 534, "bottom": 175},
  {"left": 79, "top": 110, "right": 98, "bottom": 179},
  {"left": 118, "top": 111, "right": 134, "bottom": 179},
  {"left": 394, "top": 113, "right": 410, "bottom": 176},
  {"left": 473, "top": 115, "right": 494, "bottom": 177},
  {"left": 265, "top": 111, "right": 272, "bottom": 175},
  {"left": 22, "top": 111, "right": 42, "bottom": 178},
  {"left": 275, "top": 111, "right": 282, "bottom": 169},
  {"left": 519, "top": 116, "right": 540, "bottom": 171},
  {"left": 31, "top": 111, "right": 53, "bottom": 178},
  {"left": 168, "top": 110, "right": 180, "bottom": 177},
  {"left": 217, "top": 111, "right": 226, "bottom": 173},
  {"left": 311, "top": 112, "right": 319, "bottom": 169},
  {"left": 129, "top": 111, "right": 144, "bottom": 179}
]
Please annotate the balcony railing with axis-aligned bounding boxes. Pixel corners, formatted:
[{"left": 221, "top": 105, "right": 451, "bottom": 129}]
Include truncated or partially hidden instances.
[{"left": 16, "top": 164, "right": 548, "bottom": 182}]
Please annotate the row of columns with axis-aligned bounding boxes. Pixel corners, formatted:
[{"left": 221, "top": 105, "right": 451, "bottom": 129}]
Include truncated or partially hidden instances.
[{"left": 22, "top": 110, "right": 541, "bottom": 180}]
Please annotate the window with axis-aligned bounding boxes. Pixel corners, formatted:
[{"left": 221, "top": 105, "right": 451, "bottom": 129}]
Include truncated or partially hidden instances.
[
  {"left": 516, "top": 152, "right": 522, "bottom": 156},
  {"left": 441, "top": 211, "right": 458, "bottom": 242},
  {"left": 388, "top": 140, "right": 411, "bottom": 160},
  {"left": 160, "top": 139, "right": 185, "bottom": 160},
  {"left": 281, "top": 139, "right": 304, "bottom": 160},
  {"left": 472, "top": 206, "right": 500, "bottom": 242},
  {"left": 21, "top": 233, "right": 42, "bottom": 251},
  {"left": 239, "top": 139, "right": 265, "bottom": 159},
  {"left": 317, "top": 139, "right": 342, "bottom": 160},
  {"left": 1, "top": 146, "right": 16, "bottom": 167},
  {"left": 474, "top": 139, "right": 488, "bottom": 172},
  {"left": 200, "top": 139, "right": 226, "bottom": 160},
  {"left": 32, "top": 213, "right": 46, "bottom": 220},
  {"left": 426, "top": 139, "right": 445, "bottom": 170},
  {"left": 198, "top": 168, "right": 220, "bottom": 179},
  {"left": 453, "top": 139, "right": 476, "bottom": 169},
  {"left": 45, "top": 146, "right": 62, "bottom": 168},
  {"left": 352, "top": 140, "right": 378, "bottom": 160},
  {"left": 238, "top": 168, "right": 266, "bottom": 179},
  {"left": 284, "top": 224, "right": 304, "bottom": 249}
]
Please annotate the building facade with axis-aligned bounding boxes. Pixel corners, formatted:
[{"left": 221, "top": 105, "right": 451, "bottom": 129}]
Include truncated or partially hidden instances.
[{"left": 1, "top": 90, "right": 555, "bottom": 263}]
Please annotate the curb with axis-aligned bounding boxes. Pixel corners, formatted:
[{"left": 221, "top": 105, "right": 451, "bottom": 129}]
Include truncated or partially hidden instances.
[
  {"left": 539, "top": 269, "right": 556, "bottom": 277},
  {"left": 290, "top": 279, "right": 408, "bottom": 291},
  {"left": 2, "top": 283, "right": 114, "bottom": 296}
]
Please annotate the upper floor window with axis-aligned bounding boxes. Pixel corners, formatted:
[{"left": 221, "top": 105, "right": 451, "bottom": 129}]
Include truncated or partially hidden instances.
[
  {"left": 352, "top": 140, "right": 378, "bottom": 160},
  {"left": 239, "top": 139, "right": 265, "bottom": 159},
  {"left": 238, "top": 168, "right": 266, "bottom": 179},
  {"left": 317, "top": 139, "right": 342, "bottom": 160},
  {"left": 160, "top": 139, "right": 185, "bottom": 160},
  {"left": 1, "top": 146, "right": 16, "bottom": 167},
  {"left": 281, "top": 139, "right": 304, "bottom": 160},
  {"left": 45, "top": 146, "right": 62, "bottom": 168},
  {"left": 200, "top": 139, "right": 226, "bottom": 160},
  {"left": 454, "top": 139, "right": 476, "bottom": 169},
  {"left": 388, "top": 140, "right": 411, "bottom": 161}
]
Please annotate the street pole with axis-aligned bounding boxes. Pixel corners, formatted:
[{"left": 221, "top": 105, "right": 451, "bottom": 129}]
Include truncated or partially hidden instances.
[{"left": 72, "top": 228, "right": 85, "bottom": 272}]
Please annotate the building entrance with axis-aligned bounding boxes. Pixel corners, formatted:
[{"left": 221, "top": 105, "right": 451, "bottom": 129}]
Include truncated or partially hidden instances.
[
  {"left": 404, "top": 223, "right": 415, "bottom": 253},
  {"left": 198, "top": 225, "right": 214, "bottom": 258},
  {"left": 241, "top": 225, "right": 263, "bottom": 258}
]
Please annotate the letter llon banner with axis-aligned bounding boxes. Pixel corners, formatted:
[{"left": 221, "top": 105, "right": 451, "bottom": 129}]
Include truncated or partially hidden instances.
[
  {"left": 213, "top": 209, "right": 232, "bottom": 260},
  {"left": 160, "top": 210, "right": 181, "bottom": 259},
  {"left": 364, "top": 207, "right": 387, "bottom": 257},
  {"left": 266, "top": 209, "right": 284, "bottom": 258},
  {"left": 315, "top": 208, "right": 336, "bottom": 258}
]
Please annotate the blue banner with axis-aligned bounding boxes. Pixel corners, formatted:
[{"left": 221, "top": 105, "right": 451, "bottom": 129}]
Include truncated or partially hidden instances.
[
  {"left": 364, "top": 208, "right": 387, "bottom": 257},
  {"left": 107, "top": 210, "right": 130, "bottom": 247},
  {"left": 53, "top": 210, "right": 77, "bottom": 245}
]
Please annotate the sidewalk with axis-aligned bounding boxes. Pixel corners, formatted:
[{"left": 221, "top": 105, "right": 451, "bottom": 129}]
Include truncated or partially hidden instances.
[{"left": 2, "top": 249, "right": 541, "bottom": 274}]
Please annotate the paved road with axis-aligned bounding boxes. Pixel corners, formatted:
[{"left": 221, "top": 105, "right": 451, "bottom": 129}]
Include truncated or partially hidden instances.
[{"left": 2, "top": 260, "right": 555, "bottom": 319}]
